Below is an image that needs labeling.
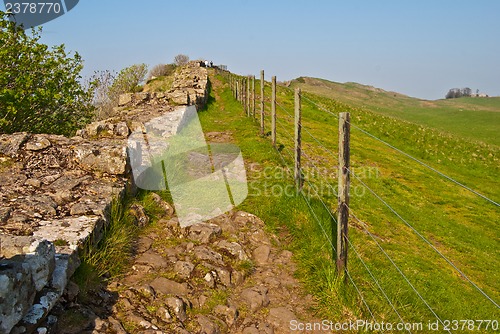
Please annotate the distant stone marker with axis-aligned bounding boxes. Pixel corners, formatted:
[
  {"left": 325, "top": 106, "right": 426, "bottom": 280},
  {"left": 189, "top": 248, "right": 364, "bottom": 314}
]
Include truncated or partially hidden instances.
[{"left": 4, "top": 0, "right": 79, "bottom": 29}]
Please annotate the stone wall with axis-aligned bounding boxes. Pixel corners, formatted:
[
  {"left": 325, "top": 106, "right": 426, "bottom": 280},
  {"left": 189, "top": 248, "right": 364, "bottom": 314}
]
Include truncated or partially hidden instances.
[{"left": 0, "top": 62, "right": 209, "bottom": 334}]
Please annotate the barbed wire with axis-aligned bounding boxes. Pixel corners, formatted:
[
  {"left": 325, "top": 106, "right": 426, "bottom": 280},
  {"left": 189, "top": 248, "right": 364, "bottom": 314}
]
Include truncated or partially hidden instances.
[
  {"left": 282, "top": 91, "right": 500, "bottom": 308},
  {"left": 275, "top": 118, "right": 295, "bottom": 144},
  {"left": 346, "top": 238, "right": 412, "bottom": 333},
  {"left": 275, "top": 100, "right": 295, "bottom": 121},
  {"left": 300, "top": 150, "right": 338, "bottom": 197}
]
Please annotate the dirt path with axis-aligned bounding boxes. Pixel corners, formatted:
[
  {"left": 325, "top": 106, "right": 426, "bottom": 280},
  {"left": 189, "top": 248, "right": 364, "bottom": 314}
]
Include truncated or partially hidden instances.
[
  {"left": 52, "top": 208, "right": 333, "bottom": 334},
  {"left": 103, "top": 210, "right": 330, "bottom": 334},
  {"left": 50, "top": 73, "right": 335, "bottom": 334}
]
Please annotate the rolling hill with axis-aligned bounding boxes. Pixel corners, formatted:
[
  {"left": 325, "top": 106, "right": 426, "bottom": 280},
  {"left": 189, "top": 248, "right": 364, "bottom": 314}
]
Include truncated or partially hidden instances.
[{"left": 289, "top": 77, "right": 500, "bottom": 146}]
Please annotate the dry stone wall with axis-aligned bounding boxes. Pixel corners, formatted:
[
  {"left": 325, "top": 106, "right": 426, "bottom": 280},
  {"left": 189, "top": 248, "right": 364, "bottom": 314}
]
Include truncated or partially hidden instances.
[{"left": 0, "top": 62, "right": 209, "bottom": 334}]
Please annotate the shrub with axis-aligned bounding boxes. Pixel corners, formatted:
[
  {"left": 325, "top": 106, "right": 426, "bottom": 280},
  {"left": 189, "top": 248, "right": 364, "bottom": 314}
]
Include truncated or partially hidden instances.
[
  {"left": 147, "top": 63, "right": 176, "bottom": 80},
  {"left": 89, "top": 64, "right": 148, "bottom": 119},
  {"left": 173, "top": 54, "right": 189, "bottom": 66},
  {"left": 0, "top": 12, "right": 94, "bottom": 135},
  {"left": 87, "top": 70, "right": 116, "bottom": 120}
]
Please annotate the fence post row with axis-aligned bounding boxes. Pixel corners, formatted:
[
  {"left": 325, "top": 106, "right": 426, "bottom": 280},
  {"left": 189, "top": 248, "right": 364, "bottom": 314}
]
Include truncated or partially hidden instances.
[
  {"left": 244, "top": 76, "right": 247, "bottom": 115},
  {"left": 242, "top": 78, "right": 245, "bottom": 104},
  {"left": 271, "top": 76, "right": 277, "bottom": 147},
  {"left": 228, "top": 70, "right": 349, "bottom": 274},
  {"left": 239, "top": 77, "right": 241, "bottom": 103},
  {"left": 240, "top": 77, "right": 243, "bottom": 104},
  {"left": 294, "top": 88, "right": 303, "bottom": 191},
  {"left": 232, "top": 75, "right": 235, "bottom": 98},
  {"left": 337, "top": 112, "right": 350, "bottom": 275}
]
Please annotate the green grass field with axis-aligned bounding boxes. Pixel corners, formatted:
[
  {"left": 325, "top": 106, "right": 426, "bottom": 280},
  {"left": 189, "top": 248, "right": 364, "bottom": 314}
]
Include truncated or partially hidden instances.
[{"left": 198, "top": 71, "right": 499, "bottom": 332}]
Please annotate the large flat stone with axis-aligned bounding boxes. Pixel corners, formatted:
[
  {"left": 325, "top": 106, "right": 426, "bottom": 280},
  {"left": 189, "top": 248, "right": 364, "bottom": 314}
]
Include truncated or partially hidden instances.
[
  {"left": 149, "top": 277, "right": 188, "bottom": 296},
  {"left": 33, "top": 216, "right": 104, "bottom": 251},
  {"left": 135, "top": 251, "right": 169, "bottom": 269}
]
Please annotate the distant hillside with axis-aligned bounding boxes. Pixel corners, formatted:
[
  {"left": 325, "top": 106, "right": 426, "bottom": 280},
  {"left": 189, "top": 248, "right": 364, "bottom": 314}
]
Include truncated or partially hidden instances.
[{"left": 289, "top": 77, "right": 500, "bottom": 146}]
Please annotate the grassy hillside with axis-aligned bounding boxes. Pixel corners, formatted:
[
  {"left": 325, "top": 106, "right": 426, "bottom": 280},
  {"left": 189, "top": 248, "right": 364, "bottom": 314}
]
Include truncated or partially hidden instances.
[
  {"left": 290, "top": 77, "right": 500, "bottom": 146},
  {"left": 200, "top": 70, "right": 499, "bottom": 332}
]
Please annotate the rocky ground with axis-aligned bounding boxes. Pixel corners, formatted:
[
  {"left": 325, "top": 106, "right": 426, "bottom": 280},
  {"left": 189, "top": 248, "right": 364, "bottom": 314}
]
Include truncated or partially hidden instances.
[{"left": 49, "top": 208, "right": 333, "bottom": 334}]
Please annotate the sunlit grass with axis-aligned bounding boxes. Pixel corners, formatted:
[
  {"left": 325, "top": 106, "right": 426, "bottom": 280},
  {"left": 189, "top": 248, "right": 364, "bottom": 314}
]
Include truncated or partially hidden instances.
[{"left": 200, "top": 72, "right": 500, "bottom": 329}]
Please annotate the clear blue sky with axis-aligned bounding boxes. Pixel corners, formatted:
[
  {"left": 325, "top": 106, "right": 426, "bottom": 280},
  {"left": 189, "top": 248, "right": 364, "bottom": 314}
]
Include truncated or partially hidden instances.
[{"left": 5, "top": 0, "right": 500, "bottom": 100}]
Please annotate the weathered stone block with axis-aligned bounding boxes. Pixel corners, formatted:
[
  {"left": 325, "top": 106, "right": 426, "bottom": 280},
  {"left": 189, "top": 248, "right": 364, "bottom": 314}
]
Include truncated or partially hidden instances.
[
  {"left": 0, "top": 260, "right": 36, "bottom": 334},
  {"left": 114, "top": 122, "right": 130, "bottom": 138},
  {"left": 167, "top": 91, "right": 190, "bottom": 105},
  {"left": 118, "top": 93, "right": 133, "bottom": 106},
  {"left": 0, "top": 133, "right": 30, "bottom": 157},
  {"left": 25, "top": 136, "right": 51, "bottom": 151},
  {"left": 25, "top": 240, "right": 56, "bottom": 292},
  {"left": 74, "top": 144, "right": 127, "bottom": 175},
  {"left": 0, "top": 236, "right": 36, "bottom": 259}
]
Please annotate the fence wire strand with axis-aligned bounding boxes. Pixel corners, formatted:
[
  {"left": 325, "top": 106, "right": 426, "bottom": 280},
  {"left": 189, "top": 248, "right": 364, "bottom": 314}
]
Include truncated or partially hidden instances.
[
  {"left": 231, "top": 73, "right": 499, "bottom": 323},
  {"left": 274, "top": 147, "right": 378, "bottom": 323},
  {"left": 301, "top": 94, "right": 499, "bottom": 207},
  {"left": 301, "top": 92, "right": 500, "bottom": 309},
  {"left": 348, "top": 209, "right": 452, "bottom": 333},
  {"left": 300, "top": 168, "right": 437, "bottom": 332},
  {"left": 347, "top": 166, "right": 500, "bottom": 309}
]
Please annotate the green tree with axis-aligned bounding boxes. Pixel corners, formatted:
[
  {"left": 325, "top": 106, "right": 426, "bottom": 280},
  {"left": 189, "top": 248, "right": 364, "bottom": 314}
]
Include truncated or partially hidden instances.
[
  {"left": 0, "top": 12, "right": 94, "bottom": 135},
  {"left": 108, "top": 63, "right": 148, "bottom": 98}
]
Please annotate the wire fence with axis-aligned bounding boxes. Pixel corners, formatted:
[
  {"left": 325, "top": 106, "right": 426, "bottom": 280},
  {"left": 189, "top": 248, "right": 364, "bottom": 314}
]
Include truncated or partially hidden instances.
[{"left": 225, "top": 71, "right": 499, "bottom": 329}]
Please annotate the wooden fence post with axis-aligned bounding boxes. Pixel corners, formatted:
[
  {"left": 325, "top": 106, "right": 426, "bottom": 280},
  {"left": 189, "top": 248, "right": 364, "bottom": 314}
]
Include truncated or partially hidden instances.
[
  {"left": 271, "top": 76, "right": 277, "bottom": 147},
  {"left": 260, "top": 70, "right": 265, "bottom": 135},
  {"left": 243, "top": 78, "right": 246, "bottom": 107},
  {"left": 247, "top": 75, "right": 251, "bottom": 116},
  {"left": 294, "top": 88, "right": 303, "bottom": 191},
  {"left": 252, "top": 76, "right": 256, "bottom": 118},
  {"left": 235, "top": 78, "right": 238, "bottom": 100},
  {"left": 337, "top": 112, "right": 350, "bottom": 274},
  {"left": 240, "top": 78, "right": 244, "bottom": 104}
]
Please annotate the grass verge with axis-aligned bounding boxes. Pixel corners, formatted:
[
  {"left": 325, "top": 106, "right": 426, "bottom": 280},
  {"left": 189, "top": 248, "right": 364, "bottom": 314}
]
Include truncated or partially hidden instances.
[{"left": 72, "top": 190, "right": 169, "bottom": 300}]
